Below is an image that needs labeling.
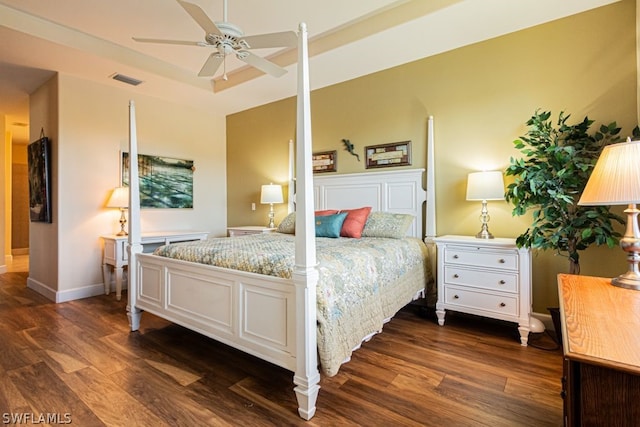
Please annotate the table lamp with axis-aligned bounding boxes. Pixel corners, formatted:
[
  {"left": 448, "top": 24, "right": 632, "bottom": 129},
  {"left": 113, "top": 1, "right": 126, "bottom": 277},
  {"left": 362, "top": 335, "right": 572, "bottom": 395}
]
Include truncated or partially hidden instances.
[
  {"left": 106, "top": 186, "right": 129, "bottom": 236},
  {"left": 579, "top": 138, "right": 640, "bottom": 290},
  {"left": 261, "top": 183, "right": 283, "bottom": 228},
  {"left": 466, "top": 171, "right": 505, "bottom": 239}
]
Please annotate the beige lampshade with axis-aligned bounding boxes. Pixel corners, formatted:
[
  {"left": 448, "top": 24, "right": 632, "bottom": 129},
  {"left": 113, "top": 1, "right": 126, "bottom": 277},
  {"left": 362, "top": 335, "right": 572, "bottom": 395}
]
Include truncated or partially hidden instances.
[
  {"left": 579, "top": 138, "right": 640, "bottom": 206},
  {"left": 106, "top": 186, "right": 129, "bottom": 209},
  {"left": 260, "top": 184, "right": 283, "bottom": 204},
  {"left": 466, "top": 171, "right": 505, "bottom": 201}
]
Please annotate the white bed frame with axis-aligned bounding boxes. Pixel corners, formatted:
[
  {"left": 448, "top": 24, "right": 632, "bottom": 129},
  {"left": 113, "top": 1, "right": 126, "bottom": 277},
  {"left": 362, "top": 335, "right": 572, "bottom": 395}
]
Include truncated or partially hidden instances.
[{"left": 126, "top": 23, "right": 436, "bottom": 420}]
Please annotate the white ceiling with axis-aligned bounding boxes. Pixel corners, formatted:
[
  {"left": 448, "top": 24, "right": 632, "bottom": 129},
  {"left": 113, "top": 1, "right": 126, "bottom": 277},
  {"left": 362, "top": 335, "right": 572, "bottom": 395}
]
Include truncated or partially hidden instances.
[{"left": 0, "top": 0, "right": 619, "bottom": 144}]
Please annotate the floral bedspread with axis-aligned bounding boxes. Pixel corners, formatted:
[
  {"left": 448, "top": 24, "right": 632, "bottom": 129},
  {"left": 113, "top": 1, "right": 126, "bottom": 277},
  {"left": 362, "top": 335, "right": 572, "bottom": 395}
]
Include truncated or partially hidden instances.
[{"left": 153, "top": 233, "right": 433, "bottom": 376}]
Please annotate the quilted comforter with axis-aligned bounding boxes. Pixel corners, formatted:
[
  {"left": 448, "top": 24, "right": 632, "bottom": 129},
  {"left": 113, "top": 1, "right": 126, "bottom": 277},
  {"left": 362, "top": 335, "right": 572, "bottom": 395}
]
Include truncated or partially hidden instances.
[{"left": 154, "top": 232, "right": 433, "bottom": 376}]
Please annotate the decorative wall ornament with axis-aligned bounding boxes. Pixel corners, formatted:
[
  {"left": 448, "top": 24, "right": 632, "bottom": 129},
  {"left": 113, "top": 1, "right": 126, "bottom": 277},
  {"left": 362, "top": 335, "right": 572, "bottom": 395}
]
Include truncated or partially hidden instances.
[{"left": 342, "top": 139, "right": 360, "bottom": 161}]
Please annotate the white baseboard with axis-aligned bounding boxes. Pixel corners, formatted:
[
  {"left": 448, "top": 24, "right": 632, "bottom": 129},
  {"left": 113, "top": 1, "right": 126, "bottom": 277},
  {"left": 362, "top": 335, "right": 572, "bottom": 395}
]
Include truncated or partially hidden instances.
[
  {"left": 27, "top": 278, "right": 107, "bottom": 303},
  {"left": 27, "top": 277, "right": 56, "bottom": 301}
]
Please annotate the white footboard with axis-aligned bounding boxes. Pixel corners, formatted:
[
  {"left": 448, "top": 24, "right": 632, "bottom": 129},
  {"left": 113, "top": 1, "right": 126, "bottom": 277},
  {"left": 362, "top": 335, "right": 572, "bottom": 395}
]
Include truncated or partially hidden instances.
[{"left": 134, "top": 253, "right": 298, "bottom": 371}]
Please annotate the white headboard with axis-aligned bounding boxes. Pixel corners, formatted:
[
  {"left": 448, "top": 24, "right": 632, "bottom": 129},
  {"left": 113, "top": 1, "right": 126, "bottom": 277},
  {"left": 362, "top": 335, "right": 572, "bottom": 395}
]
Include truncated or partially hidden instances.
[{"left": 313, "top": 169, "right": 426, "bottom": 238}]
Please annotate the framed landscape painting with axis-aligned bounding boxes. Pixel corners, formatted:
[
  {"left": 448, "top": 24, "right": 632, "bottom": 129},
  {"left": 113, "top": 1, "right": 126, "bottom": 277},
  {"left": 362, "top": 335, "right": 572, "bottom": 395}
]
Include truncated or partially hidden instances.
[{"left": 122, "top": 152, "right": 195, "bottom": 208}]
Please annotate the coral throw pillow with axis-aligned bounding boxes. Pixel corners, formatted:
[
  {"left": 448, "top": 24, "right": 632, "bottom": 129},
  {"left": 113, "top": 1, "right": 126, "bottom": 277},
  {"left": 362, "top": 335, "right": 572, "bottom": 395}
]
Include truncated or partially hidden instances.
[{"left": 339, "top": 206, "right": 372, "bottom": 238}]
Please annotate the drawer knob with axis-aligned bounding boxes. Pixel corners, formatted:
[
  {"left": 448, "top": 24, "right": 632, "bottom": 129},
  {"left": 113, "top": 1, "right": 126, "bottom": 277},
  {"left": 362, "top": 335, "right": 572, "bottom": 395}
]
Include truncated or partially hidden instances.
[
  {"left": 453, "top": 295, "right": 459, "bottom": 299},
  {"left": 498, "top": 258, "right": 506, "bottom": 264},
  {"left": 499, "top": 302, "right": 506, "bottom": 307},
  {"left": 453, "top": 254, "right": 459, "bottom": 259},
  {"left": 453, "top": 274, "right": 459, "bottom": 278},
  {"left": 499, "top": 280, "right": 506, "bottom": 285}
]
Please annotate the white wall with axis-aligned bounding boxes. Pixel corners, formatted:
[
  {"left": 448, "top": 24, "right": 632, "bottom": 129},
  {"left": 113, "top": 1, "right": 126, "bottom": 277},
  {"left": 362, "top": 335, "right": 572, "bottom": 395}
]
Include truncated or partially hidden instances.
[
  {"left": 29, "top": 73, "right": 227, "bottom": 302},
  {"left": 28, "top": 76, "right": 59, "bottom": 295}
]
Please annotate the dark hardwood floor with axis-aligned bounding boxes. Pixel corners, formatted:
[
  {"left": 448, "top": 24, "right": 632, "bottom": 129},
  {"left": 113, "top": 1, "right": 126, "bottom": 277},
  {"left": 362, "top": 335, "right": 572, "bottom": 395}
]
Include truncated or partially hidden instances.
[{"left": 0, "top": 270, "right": 563, "bottom": 426}]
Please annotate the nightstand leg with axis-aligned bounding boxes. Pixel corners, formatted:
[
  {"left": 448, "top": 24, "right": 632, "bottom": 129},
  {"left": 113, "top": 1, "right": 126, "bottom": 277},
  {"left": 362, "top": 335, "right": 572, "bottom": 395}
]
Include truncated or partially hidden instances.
[
  {"left": 518, "top": 324, "right": 530, "bottom": 346},
  {"left": 114, "top": 266, "right": 123, "bottom": 301},
  {"left": 436, "top": 305, "right": 446, "bottom": 326},
  {"left": 102, "top": 263, "right": 111, "bottom": 295}
]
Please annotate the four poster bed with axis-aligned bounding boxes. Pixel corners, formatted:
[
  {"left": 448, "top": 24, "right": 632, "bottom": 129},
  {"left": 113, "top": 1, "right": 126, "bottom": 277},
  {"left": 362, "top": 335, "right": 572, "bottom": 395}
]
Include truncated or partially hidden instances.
[{"left": 126, "top": 23, "right": 436, "bottom": 420}]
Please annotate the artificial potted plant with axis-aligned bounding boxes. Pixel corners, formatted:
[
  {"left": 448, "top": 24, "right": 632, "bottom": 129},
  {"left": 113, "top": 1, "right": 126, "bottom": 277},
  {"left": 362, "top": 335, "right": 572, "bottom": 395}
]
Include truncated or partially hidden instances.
[
  {"left": 505, "top": 110, "right": 625, "bottom": 275},
  {"left": 504, "top": 110, "right": 627, "bottom": 344}
]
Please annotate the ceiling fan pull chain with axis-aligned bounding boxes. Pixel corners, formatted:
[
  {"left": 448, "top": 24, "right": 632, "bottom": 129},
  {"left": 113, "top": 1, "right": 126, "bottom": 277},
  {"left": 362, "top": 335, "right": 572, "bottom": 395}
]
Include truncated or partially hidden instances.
[{"left": 223, "top": 55, "right": 228, "bottom": 81}]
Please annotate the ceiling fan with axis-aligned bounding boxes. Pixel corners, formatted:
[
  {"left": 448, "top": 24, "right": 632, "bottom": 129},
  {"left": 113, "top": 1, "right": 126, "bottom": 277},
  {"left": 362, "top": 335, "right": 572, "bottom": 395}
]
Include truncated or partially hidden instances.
[{"left": 133, "top": 0, "right": 297, "bottom": 79}]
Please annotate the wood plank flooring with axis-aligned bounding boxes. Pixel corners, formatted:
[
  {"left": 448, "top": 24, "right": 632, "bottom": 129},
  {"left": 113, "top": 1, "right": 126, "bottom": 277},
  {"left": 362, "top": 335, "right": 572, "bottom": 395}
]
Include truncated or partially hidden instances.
[{"left": 0, "top": 270, "right": 563, "bottom": 426}]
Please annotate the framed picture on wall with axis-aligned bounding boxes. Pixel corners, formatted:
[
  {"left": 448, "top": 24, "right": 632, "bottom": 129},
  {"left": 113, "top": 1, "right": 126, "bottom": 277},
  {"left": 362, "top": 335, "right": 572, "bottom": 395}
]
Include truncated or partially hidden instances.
[
  {"left": 121, "top": 152, "right": 195, "bottom": 208},
  {"left": 312, "top": 150, "right": 337, "bottom": 173},
  {"left": 27, "top": 137, "right": 52, "bottom": 223},
  {"left": 365, "top": 141, "right": 411, "bottom": 169}
]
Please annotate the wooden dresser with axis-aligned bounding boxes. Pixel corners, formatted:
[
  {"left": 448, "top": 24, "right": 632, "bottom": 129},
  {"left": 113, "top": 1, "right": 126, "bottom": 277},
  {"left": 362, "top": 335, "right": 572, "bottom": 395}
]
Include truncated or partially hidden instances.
[{"left": 558, "top": 274, "right": 640, "bottom": 426}]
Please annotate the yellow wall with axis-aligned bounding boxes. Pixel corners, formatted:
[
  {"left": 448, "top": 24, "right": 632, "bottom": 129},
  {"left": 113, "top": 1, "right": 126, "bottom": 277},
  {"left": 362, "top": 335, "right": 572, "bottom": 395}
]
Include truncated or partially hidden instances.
[{"left": 227, "top": 1, "right": 638, "bottom": 312}]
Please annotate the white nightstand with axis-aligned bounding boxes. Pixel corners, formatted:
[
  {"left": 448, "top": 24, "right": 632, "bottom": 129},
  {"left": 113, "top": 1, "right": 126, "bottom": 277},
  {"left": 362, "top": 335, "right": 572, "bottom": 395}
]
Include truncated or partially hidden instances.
[
  {"left": 101, "top": 230, "right": 209, "bottom": 300},
  {"left": 434, "top": 235, "right": 532, "bottom": 346},
  {"left": 227, "top": 226, "right": 276, "bottom": 237}
]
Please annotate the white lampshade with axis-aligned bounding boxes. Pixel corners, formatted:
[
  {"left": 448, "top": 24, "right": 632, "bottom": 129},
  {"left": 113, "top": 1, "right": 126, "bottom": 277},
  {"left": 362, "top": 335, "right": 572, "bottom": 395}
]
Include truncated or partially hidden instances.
[
  {"left": 106, "top": 186, "right": 129, "bottom": 209},
  {"left": 260, "top": 184, "right": 284, "bottom": 204},
  {"left": 579, "top": 138, "right": 640, "bottom": 206},
  {"left": 466, "top": 171, "right": 505, "bottom": 201}
]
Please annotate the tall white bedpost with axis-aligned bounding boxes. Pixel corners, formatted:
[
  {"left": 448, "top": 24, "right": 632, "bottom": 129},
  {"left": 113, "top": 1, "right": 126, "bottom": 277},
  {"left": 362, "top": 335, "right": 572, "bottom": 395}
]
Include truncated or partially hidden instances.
[
  {"left": 287, "top": 139, "right": 295, "bottom": 214},
  {"left": 292, "top": 22, "right": 321, "bottom": 420},
  {"left": 127, "top": 100, "right": 143, "bottom": 331},
  {"left": 425, "top": 115, "right": 436, "bottom": 243}
]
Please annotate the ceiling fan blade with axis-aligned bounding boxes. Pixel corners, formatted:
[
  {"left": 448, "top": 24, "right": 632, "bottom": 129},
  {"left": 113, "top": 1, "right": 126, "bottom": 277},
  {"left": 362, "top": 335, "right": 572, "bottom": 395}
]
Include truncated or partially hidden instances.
[
  {"left": 238, "top": 51, "right": 287, "bottom": 78},
  {"left": 241, "top": 31, "right": 297, "bottom": 49},
  {"left": 132, "top": 37, "right": 204, "bottom": 47},
  {"left": 177, "top": 0, "right": 222, "bottom": 36},
  {"left": 198, "top": 53, "right": 225, "bottom": 77}
]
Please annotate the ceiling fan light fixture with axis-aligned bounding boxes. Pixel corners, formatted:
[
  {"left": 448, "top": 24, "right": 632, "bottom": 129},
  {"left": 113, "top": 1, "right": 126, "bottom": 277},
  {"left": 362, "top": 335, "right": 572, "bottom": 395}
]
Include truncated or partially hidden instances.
[{"left": 133, "top": 0, "right": 294, "bottom": 79}]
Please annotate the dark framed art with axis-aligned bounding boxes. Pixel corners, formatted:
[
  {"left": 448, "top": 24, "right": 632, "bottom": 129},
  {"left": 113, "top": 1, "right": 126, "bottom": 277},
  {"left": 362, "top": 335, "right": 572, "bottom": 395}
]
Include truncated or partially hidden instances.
[
  {"left": 312, "top": 150, "right": 337, "bottom": 173},
  {"left": 122, "top": 152, "right": 195, "bottom": 208},
  {"left": 365, "top": 141, "right": 412, "bottom": 169},
  {"left": 27, "top": 137, "right": 52, "bottom": 223}
]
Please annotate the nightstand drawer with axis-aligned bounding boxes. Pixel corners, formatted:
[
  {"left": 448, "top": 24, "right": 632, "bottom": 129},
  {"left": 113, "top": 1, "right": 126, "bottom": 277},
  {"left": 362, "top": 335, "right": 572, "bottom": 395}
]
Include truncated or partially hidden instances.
[
  {"left": 443, "top": 265, "right": 518, "bottom": 293},
  {"left": 444, "top": 246, "right": 518, "bottom": 270},
  {"left": 444, "top": 286, "right": 518, "bottom": 316}
]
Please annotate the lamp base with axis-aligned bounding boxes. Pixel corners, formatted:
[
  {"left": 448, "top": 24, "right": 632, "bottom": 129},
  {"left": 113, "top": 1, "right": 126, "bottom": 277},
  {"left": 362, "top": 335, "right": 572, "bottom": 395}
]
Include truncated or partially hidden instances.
[
  {"left": 475, "top": 228, "right": 494, "bottom": 239},
  {"left": 475, "top": 200, "right": 494, "bottom": 239},
  {"left": 611, "top": 273, "right": 640, "bottom": 291},
  {"left": 116, "top": 209, "right": 128, "bottom": 236},
  {"left": 612, "top": 204, "right": 640, "bottom": 290}
]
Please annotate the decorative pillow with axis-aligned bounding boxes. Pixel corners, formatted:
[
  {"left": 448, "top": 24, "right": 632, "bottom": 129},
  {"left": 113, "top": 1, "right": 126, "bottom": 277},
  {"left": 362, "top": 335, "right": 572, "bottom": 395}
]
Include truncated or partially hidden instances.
[
  {"left": 315, "top": 209, "right": 339, "bottom": 216},
  {"left": 339, "top": 206, "right": 372, "bottom": 238},
  {"left": 315, "top": 212, "right": 348, "bottom": 238},
  {"left": 361, "top": 212, "right": 414, "bottom": 239},
  {"left": 277, "top": 210, "right": 339, "bottom": 234},
  {"left": 277, "top": 212, "right": 296, "bottom": 234}
]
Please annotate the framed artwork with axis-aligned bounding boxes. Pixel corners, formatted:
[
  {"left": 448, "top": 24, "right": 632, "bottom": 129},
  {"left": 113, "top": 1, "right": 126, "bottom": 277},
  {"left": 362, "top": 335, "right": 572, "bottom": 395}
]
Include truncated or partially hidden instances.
[
  {"left": 365, "top": 141, "right": 411, "bottom": 169},
  {"left": 312, "top": 150, "right": 337, "bottom": 173},
  {"left": 122, "top": 152, "right": 195, "bottom": 208},
  {"left": 27, "top": 137, "right": 52, "bottom": 223}
]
